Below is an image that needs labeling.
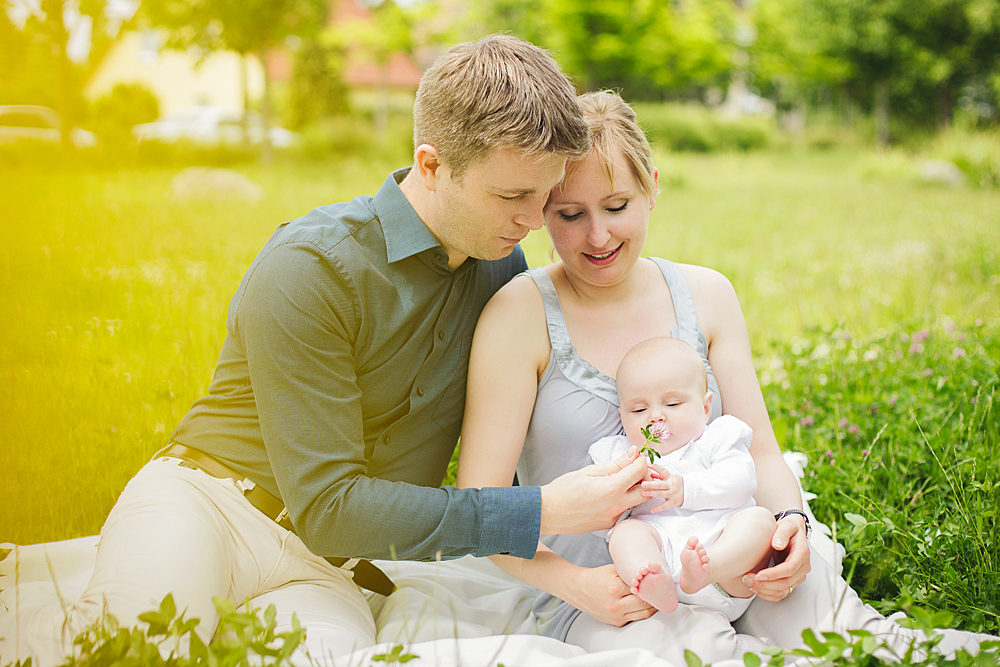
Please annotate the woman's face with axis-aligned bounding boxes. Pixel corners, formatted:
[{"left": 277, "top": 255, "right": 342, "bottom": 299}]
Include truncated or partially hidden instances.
[{"left": 544, "top": 149, "right": 657, "bottom": 289}]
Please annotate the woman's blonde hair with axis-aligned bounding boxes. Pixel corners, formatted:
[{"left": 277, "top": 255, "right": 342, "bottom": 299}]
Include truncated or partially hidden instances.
[
  {"left": 569, "top": 91, "right": 656, "bottom": 197},
  {"left": 413, "top": 34, "right": 590, "bottom": 179}
]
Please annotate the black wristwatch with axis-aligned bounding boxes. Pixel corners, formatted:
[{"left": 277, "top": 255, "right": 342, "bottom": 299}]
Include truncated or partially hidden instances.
[{"left": 774, "top": 509, "right": 812, "bottom": 538}]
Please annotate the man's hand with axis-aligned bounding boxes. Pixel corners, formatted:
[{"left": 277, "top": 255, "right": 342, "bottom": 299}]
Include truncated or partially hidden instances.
[
  {"left": 539, "top": 446, "right": 649, "bottom": 535},
  {"left": 642, "top": 465, "right": 684, "bottom": 512},
  {"left": 741, "top": 513, "right": 811, "bottom": 601},
  {"left": 564, "top": 564, "right": 656, "bottom": 627}
]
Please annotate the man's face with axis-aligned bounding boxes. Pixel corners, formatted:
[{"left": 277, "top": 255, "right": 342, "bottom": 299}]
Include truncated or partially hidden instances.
[{"left": 428, "top": 147, "right": 567, "bottom": 268}]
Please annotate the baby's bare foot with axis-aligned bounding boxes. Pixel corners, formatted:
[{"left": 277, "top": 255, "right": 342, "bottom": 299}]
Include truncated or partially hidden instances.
[
  {"left": 679, "top": 536, "right": 711, "bottom": 594},
  {"left": 631, "top": 562, "right": 678, "bottom": 613}
]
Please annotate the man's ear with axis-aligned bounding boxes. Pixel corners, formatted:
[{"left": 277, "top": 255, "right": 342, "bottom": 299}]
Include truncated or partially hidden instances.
[{"left": 414, "top": 143, "right": 445, "bottom": 192}]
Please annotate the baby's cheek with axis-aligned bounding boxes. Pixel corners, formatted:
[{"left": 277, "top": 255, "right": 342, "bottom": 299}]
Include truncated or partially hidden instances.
[{"left": 624, "top": 427, "right": 647, "bottom": 450}]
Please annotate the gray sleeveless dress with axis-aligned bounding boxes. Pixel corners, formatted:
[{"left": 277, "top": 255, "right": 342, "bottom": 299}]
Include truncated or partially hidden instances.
[{"left": 519, "top": 257, "right": 723, "bottom": 640}]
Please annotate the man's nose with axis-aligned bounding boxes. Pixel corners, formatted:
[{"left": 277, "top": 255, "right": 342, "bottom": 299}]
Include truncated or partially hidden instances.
[{"left": 518, "top": 203, "right": 545, "bottom": 231}]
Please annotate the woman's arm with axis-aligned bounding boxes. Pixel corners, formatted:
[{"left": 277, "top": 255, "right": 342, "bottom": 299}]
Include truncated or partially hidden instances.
[
  {"left": 457, "top": 275, "right": 654, "bottom": 626},
  {"left": 679, "top": 264, "right": 811, "bottom": 601}
]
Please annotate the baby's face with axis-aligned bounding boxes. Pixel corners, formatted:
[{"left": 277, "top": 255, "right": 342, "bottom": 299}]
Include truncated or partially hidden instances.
[{"left": 618, "top": 362, "right": 711, "bottom": 454}]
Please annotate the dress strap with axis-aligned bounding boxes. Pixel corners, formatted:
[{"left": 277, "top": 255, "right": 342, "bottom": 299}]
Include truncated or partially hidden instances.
[
  {"left": 525, "top": 267, "right": 572, "bottom": 356},
  {"left": 649, "top": 258, "right": 723, "bottom": 419},
  {"left": 649, "top": 257, "right": 699, "bottom": 348},
  {"left": 525, "top": 268, "right": 620, "bottom": 407}
]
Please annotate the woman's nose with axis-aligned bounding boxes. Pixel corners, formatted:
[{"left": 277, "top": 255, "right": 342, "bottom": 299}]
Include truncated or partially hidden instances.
[{"left": 587, "top": 218, "right": 611, "bottom": 247}]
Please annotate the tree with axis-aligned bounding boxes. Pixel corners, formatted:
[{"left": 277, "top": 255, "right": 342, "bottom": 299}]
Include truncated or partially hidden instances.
[
  {"left": 460, "top": 0, "right": 738, "bottom": 100},
  {"left": 327, "top": 0, "right": 414, "bottom": 136},
  {"left": 1, "top": 0, "right": 112, "bottom": 148},
  {"left": 749, "top": 0, "right": 1000, "bottom": 144},
  {"left": 142, "top": 0, "right": 328, "bottom": 157}
]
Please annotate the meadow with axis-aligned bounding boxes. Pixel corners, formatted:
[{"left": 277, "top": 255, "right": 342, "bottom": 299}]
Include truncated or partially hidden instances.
[{"left": 1, "top": 148, "right": 998, "bottom": 635}]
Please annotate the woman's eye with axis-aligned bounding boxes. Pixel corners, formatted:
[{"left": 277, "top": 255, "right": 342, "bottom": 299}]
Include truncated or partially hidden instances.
[
  {"left": 608, "top": 200, "right": 630, "bottom": 213},
  {"left": 558, "top": 211, "right": 583, "bottom": 221}
]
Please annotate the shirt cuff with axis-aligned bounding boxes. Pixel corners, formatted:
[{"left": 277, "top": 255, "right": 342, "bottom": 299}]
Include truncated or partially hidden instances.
[{"left": 478, "top": 485, "right": 541, "bottom": 559}]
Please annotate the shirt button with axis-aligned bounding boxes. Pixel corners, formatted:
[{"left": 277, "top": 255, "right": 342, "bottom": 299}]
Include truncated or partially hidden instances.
[
  {"left": 384, "top": 434, "right": 391, "bottom": 444},
  {"left": 416, "top": 387, "right": 424, "bottom": 396},
  {"left": 438, "top": 331, "right": 445, "bottom": 340}
]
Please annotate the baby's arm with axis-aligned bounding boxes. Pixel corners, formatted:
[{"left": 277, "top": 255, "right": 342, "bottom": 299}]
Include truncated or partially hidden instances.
[{"left": 675, "top": 416, "right": 757, "bottom": 512}]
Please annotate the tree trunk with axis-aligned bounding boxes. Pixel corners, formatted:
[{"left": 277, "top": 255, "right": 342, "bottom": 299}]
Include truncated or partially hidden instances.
[
  {"left": 937, "top": 78, "right": 953, "bottom": 129},
  {"left": 261, "top": 50, "right": 273, "bottom": 165},
  {"left": 874, "top": 79, "right": 890, "bottom": 149},
  {"left": 241, "top": 54, "right": 250, "bottom": 149},
  {"left": 47, "top": 0, "right": 74, "bottom": 151},
  {"left": 837, "top": 85, "right": 853, "bottom": 129},
  {"left": 375, "top": 60, "right": 388, "bottom": 139}
]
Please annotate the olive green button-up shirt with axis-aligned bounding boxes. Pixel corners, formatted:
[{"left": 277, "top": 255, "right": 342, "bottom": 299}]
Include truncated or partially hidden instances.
[{"left": 170, "top": 168, "right": 541, "bottom": 562}]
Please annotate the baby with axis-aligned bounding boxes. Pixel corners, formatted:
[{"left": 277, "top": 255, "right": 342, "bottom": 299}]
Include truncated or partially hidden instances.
[{"left": 589, "top": 337, "right": 777, "bottom": 620}]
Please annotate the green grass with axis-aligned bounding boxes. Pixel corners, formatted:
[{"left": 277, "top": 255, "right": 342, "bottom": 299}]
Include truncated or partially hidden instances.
[{"left": 1, "top": 149, "right": 998, "bottom": 634}]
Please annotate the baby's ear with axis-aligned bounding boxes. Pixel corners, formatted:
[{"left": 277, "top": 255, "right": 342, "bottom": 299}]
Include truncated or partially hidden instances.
[{"left": 703, "top": 391, "right": 713, "bottom": 421}]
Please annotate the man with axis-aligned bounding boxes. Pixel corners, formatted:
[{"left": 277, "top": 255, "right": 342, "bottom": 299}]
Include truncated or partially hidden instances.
[{"left": 0, "top": 35, "right": 652, "bottom": 665}]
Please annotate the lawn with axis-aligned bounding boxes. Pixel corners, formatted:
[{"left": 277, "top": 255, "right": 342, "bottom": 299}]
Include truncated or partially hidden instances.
[{"left": 1, "top": 149, "right": 997, "bottom": 632}]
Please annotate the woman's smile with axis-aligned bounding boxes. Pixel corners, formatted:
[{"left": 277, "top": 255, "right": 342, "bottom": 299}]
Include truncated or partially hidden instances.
[{"left": 584, "top": 243, "right": 624, "bottom": 265}]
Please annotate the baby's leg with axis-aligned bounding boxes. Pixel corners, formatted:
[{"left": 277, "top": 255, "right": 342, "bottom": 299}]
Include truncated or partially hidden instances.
[
  {"left": 609, "top": 519, "right": 678, "bottom": 613},
  {"left": 680, "top": 506, "right": 776, "bottom": 597}
]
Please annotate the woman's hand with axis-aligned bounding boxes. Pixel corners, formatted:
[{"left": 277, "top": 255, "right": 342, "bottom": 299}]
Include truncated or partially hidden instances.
[
  {"left": 567, "top": 564, "right": 657, "bottom": 627},
  {"left": 741, "top": 514, "right": 811, "bottom": 601}
]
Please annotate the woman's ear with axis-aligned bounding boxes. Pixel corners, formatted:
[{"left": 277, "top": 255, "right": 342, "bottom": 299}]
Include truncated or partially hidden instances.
[
  {"left": 414, "top": 143, "right": 445, "bottom": 192},
  {"left": 650, "top": 167, "right": 660, "bottom": 210}
]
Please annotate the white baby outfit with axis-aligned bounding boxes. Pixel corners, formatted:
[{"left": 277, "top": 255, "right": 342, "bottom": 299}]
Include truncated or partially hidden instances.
[{"left": 589, "top": 414, "right": 757, "bottom": 620}]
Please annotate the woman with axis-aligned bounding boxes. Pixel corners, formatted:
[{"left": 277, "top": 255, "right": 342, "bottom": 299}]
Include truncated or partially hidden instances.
[{"left": 456, "top": 91, "right": 991, "bottom": 663}]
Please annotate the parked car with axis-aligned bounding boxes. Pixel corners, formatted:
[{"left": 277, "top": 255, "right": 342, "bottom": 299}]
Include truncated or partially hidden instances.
[
  {"left": 132, "top": 106, "right": 298, "bottom": 148},
  {"left": 0, "top": 105, "right": 98, "bottom": 148}
]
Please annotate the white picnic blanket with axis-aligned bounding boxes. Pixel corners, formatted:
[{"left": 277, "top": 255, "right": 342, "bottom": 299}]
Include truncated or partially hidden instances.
[{"left": 1, "top": 453, "right": 841, "bottom": 667}]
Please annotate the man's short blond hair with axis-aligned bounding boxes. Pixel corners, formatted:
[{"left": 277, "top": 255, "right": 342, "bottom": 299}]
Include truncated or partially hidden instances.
[
  {"left": 413, "top": 34, "right": 590, "bottom": 178},
  {"left": 569, "top": 91, "right": 656, "bottom": 198}
]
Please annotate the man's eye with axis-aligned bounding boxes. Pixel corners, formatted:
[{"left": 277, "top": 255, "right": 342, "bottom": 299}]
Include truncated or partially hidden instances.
[{"left": 499, "top": 194, "right": 522, "bottom": 201}]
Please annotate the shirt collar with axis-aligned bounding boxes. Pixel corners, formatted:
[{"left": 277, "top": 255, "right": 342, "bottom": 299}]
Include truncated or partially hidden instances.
[{"left": 376, "top": 167, "right": 443, "bottom": 264}]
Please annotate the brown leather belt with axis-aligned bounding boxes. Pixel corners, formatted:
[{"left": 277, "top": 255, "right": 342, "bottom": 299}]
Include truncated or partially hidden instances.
[{"left": 158, "top": 443, "right": 395, "bottom": 597}]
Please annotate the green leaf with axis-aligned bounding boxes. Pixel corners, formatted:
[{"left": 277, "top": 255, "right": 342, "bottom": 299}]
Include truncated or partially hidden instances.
[
  {"left": 801, "top": 628, "right": 826, "bottom": 655},
  {"left": 844, "top": 513, "right": 868, "bottom": 527},
  {"left": 684, "top": 649, "right": 703, "bottom": 667},
  {"left": 743, "top": 652, "right": 762, "bottom": 667},
  {"left": 159, "top": 592, "right": 176, "bottom": 620}
]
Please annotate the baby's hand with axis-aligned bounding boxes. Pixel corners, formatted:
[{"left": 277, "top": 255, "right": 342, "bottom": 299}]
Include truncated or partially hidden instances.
[{"left": 641, "top": 467, "right": 684, "bottom": 510}]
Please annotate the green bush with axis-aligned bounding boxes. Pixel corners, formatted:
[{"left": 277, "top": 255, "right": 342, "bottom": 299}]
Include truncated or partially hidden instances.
[
  {"left": 90, "top": 83, "right": 161, "bottom": 147},
  {"left": 633, "top": 102, "right": 776, "bottom": 153},
  {"left": 293, "top": 113, "right": 412, "bottom": 163},
  {"left": 760, "top": 318, "right": 1000, "bottom": 633},
  {"left": 930, "top": 130, "right": 1000, "bottom": 188}
]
